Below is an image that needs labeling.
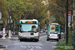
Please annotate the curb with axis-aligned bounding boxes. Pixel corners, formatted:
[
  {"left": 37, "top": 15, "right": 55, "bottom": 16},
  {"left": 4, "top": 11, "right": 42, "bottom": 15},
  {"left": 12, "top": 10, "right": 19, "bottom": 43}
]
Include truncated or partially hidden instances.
[{"left": 0, "top": 45, "right": 6, "bottom": 48}]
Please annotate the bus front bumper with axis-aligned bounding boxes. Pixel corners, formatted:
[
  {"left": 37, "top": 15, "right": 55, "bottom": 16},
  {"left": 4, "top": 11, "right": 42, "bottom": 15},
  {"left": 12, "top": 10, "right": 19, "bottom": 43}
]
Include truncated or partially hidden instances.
[{"left": 18, "top": 36, "right": 39, "bottom": 40}]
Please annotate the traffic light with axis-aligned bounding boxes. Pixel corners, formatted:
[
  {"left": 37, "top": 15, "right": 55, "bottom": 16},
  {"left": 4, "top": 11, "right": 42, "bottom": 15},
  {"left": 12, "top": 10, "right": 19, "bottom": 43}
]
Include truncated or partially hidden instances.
[
  {"left": 9, "top": 9, "right": 12, "bottom": 16},
  {"left": 11, "top": 23, "right": 13, "bottom": 28}
]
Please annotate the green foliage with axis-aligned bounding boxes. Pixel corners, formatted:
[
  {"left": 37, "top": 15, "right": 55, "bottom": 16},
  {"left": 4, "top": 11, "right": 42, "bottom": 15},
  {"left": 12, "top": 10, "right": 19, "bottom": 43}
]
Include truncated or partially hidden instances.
[
  {"left": 26, "top": 0, "right": 50, "bottom": 28},
  {"left": 48, "top": 0, "right": 73, "bottom": 26},
  {"left": 56, "top": 31, "right": 74, "bottom": 50},
  {"left": 0, "top": 0, "right": 8, "bottom": 21},
  {"left": 0, "top": 0, "right": 50, "bottom": 28}
]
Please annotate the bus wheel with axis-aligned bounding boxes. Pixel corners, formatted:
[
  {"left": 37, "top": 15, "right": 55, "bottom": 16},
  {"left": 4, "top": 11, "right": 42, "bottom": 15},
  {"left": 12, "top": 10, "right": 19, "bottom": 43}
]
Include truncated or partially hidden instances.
[
  {"left": 20, "top": 39, "right": 23, "bottom": 42},
  {"left": 35, "top": 39, "right": 39, "bottom": 42}
]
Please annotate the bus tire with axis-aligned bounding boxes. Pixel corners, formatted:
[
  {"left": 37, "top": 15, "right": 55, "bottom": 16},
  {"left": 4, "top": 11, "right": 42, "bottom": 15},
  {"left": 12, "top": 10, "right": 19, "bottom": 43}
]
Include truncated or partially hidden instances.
[
  {"left": 20, "top": 39, "right": 23, "bottom": 42},
  {"left": 35, "top": 39, "right": 39, "bottom": 42}
]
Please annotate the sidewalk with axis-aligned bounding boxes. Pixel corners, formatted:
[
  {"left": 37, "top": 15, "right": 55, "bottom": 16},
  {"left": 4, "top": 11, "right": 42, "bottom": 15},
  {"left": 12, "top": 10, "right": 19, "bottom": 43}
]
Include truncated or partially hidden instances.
[{"left": 0, "top": 36, "right": 18, "bottom": 42}]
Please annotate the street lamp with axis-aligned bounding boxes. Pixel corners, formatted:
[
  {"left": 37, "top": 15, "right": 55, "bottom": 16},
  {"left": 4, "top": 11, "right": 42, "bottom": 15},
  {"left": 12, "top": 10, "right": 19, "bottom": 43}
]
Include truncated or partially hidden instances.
[{"left": 8, "top": 9, "right": 13, "bottom": 38}]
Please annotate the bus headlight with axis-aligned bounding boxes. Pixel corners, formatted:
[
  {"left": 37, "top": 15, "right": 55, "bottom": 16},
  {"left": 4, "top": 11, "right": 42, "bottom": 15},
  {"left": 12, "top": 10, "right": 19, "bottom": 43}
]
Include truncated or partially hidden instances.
[
  {"left": 37, "top": 33, "right": 39, "bottom": 35},
  {"left": 18, "top": 33, "right": 21, "bottom": 35},
  {"left": 18, "top": 33, "right": 20, "bottom": 35}
]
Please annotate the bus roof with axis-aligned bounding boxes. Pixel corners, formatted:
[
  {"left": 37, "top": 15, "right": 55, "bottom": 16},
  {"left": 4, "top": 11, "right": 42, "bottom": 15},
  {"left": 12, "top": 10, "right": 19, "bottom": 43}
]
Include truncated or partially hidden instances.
[
  {"left": 50, "top": 23, "right": 60, "bottom": 25},
  {"left": 20, "top": 19, "right": 38, "bottom": 21}
]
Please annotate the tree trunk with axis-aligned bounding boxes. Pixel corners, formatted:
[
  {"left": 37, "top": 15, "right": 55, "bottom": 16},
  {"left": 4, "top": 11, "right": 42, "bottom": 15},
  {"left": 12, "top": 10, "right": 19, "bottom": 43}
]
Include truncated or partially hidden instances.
[{"left": 64, "top": 12, "right": 66, "bottom": 33}]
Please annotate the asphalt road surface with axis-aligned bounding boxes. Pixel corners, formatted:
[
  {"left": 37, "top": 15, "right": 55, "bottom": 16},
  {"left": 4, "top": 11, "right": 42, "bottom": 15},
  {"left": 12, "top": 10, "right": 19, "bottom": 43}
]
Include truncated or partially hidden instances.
[{"left": 0, "top": 33, "right": 57, "bottom": 50}]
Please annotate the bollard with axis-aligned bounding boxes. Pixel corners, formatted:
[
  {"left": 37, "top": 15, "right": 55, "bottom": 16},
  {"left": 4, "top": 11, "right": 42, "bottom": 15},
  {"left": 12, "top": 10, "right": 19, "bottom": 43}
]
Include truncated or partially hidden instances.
[
  {"left": 8, "top": 30, "right": 11, "bottom": 38},
  {"left": 2, "top": 28, "right": 6, "bottom": 39}
]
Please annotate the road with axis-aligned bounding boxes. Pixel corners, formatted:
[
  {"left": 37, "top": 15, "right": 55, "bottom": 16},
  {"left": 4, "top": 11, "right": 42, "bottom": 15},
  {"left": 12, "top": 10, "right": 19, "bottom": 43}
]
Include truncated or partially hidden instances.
[{"left": 0, "top": 32, "right": 57, "bottom": 50}]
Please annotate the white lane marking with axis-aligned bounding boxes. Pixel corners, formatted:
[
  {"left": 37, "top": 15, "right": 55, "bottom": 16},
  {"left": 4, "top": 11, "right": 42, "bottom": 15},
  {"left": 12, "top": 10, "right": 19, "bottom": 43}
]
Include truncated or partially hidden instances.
[
  {"left": 14, "top": 43, "right": 43, "bottom": 46},
  {"left": 28, "top": 46, "right": 31, "bottom": 48},
  {"left": 5, "top": 45, "right": 8, "bottom": 48},
  {"left": 21, "top": 46, "right": 26, "bottom": 48},
  {"left": 35, "top": 46, "right": 42, "bottom": 49},
  {"left": 20, "top": 46, "right": 42, "bottom": 49},
  {"left": 27, "top": 48, "right": 33, "bottom": 50},
  {"left": 0, "top": 49, "right": 3, "bottom": 50}
]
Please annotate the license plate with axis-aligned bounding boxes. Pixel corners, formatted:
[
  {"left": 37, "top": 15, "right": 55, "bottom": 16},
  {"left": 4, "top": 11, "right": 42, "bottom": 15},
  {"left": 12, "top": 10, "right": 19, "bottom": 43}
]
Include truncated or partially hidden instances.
[
  {"left": 51, "top": 35, "right": 55, "bottom": 36},
  {"left": 22, "top": 33, "right": 30, "bottom": 35}
]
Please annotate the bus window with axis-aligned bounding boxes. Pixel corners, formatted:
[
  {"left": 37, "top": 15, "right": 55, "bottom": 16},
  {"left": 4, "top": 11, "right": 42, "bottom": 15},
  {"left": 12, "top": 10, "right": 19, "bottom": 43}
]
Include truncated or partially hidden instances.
[
  {"left": 55, "top": 29, "right": 59, "bottom": 31},
  {"left": 55, "top": 25, "right": 59, "bottom": 32},
  {"left": 55, "top": 25, "right": 59, "bottom": 28}
]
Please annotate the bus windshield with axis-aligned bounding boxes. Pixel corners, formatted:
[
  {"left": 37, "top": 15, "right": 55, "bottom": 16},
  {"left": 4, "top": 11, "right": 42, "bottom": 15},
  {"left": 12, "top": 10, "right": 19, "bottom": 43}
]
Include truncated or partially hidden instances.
[{"left": 20, "top": 24, "right": 38, "bottom": 32}]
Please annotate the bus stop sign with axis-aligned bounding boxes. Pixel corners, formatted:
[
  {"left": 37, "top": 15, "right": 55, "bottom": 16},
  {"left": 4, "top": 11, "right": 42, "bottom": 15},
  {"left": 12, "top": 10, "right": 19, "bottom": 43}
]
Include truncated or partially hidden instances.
[{"left": 68, "top": 12, "right": 71, "bottom": 16}]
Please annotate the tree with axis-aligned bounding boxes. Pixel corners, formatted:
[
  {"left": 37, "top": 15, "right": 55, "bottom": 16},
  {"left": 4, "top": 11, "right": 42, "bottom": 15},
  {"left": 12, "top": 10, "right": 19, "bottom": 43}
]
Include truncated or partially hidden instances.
[
  {"left": 0, "top": 0, "right": 8, "bottom": 27},
  {"left": 5, "top": 0, "right": 50, "bottom": 28},
  {"left": 0, "top": 0, "right": 8, "bottom": 22},
  {"left": 26, "top": 0, "right": 50, "bottom": 28},
  {"left": 6, "top": 0, "right": 27, "bottom": 26},
  {"left": 48, "top": 0, "right": 73, "bottom": 26}
]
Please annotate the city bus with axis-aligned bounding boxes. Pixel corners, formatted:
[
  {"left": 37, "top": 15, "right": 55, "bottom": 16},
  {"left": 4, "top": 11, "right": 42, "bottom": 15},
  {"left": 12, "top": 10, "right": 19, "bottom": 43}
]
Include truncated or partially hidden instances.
[
  {"left": 47, "top": 23, "right": 62, "bottom": 41},
  {"left": 18, "top": 19, "right": 40, "bottom": 41}
]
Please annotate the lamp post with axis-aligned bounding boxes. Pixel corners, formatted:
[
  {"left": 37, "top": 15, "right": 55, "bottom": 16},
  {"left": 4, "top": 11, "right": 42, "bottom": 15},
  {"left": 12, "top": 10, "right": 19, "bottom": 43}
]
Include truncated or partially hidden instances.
[
  {"left": 8, "top": 16, "right": 11, "bottom": 38},
  {"left": 8, "top": 9, "right": 12, "bottom": 38},
  {"left": 66, "top": 0, "right": 68, "bottom": 45}
]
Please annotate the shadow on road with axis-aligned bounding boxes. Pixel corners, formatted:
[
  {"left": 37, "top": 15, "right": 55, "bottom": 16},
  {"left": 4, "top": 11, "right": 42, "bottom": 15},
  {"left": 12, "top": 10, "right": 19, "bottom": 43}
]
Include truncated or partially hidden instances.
[
  {"left": 19, "top": 39, "right": 39, "bottom": 42},
  {"left": 48, "top": 39, "right": 58, "bottom": 42}
]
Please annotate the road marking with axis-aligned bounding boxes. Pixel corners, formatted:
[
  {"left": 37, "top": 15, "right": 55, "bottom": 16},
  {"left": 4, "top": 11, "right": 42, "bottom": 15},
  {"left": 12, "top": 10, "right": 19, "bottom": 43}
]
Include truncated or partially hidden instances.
[
  {"left": 0, "top": 49, "right": 3, "bottom": 50},
  {"left": 35, "top": 46, "right": 42, "bottom": 49},
  {"left": 27, "top": 48, "right": 33, "bottom": 50},
  {"left": 21, "top": 46, "right": 26, "bottom": 48},
  {"left": 5, "top": 45, "right": 8, "bottom": 48},
  {"left": 14, "top": 42, "right": 43, "bottom": 46},
  {"left": 20, "top": 46, "right": 42, "bottom": 49}
]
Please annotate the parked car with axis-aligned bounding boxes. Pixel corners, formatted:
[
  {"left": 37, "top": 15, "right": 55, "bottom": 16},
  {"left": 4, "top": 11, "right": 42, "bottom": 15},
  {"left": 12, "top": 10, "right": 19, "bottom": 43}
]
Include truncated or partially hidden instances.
[{"left": 47, "top": 32, "right": 59, "bottom": 41}]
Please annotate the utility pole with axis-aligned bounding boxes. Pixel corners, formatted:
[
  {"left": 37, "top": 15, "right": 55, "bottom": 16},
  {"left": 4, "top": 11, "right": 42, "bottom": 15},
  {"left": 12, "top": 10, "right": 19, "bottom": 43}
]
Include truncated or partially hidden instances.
[
  {"left": 66, "top": 0, "right": 68, "bottom": 45},
  {"left": 8, "top": 9, "right": 12, "bottom": 38}
]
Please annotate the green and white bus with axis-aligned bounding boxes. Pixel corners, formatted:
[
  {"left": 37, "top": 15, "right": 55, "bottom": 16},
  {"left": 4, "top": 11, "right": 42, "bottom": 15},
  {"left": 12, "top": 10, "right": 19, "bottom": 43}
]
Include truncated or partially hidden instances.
[
  {"left": 48, "top": 23, "right": 61, "bottom": 39},
  {"left": 18, "top": 19, "right": 40, "bottom": 41}
]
